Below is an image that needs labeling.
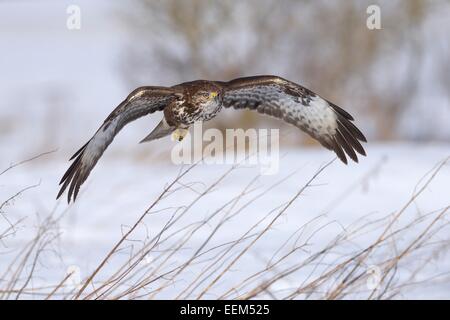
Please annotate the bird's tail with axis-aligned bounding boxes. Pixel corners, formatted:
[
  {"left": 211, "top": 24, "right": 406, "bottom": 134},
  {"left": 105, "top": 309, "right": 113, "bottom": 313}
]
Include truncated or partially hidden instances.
[{"left": 139, "top": 118, "right": 175, "bottom": 143}]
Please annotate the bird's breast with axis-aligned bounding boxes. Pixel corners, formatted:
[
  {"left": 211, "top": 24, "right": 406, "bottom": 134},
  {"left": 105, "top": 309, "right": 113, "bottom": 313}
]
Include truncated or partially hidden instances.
[
  {"left": 166, "top": 100, "right": 222, "bottom": 126},
  {"left": 199, "top": 100, "right": 222, "bottom": 120}
]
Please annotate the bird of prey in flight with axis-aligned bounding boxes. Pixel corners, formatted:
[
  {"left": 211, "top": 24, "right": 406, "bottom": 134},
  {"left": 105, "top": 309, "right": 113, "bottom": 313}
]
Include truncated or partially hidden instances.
[{"left": 57, "top": 75, "right": 367, "bottom": 203}]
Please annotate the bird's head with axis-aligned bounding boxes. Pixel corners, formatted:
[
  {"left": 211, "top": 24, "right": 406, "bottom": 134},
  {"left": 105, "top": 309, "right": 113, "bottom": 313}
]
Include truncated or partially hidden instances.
[
  {"left": 180, "top": 80, "right": 223, "bottom": 108},
  {"left": 192, "top": 90, "right": 220, "bottom": 105}
]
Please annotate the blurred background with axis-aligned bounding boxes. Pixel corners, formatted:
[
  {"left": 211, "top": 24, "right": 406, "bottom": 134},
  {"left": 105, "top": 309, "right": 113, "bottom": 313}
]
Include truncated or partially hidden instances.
[
  {"left": 1, "top": 0, "right": 449, "bottom": 162},
  {"left": 1, "top": 0, "right": 450, "bottom": 299}
]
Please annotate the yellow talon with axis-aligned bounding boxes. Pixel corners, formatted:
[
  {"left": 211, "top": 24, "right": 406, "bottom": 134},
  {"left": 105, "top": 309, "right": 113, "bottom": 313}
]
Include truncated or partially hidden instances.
[
  {"left": 171, "top": 128, "right": 189, "bottom": 142},
  {"left": 209, "top": 91, "right": 218, "bottom": 99}
]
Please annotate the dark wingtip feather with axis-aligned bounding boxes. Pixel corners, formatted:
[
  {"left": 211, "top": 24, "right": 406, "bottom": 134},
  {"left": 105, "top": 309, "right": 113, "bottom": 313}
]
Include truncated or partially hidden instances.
[
  {"left": 56, "top": 182, "right": 67, "bottom": 200},
  {"left": 330, "top": 103, "right": 354, "bottom": 121},
  {"left": 69, "top": 141, "right": 89, "bottom": 160},
  {"left": 329, "top": 111, "right": 367, "bottom": 164},
  {"left": 330, "top": 103, "right": 367, "bottom": 143},
  {"left": 59, "top": 156, "right": 80, "bottom": 185},
  {"left": 57, "top": 149, "right": 86, "bottom": 203},
  {"left": 330, "top": 137, "right": 348, "bottom": 164},
  {"left": 335, "top": 131, "right": 358, "bottom": 163},
  {"left": 67, "top": 171, "right": 80, "bottom": 203},
  {"left": 344, "top": 118, "right": 367, "bottom": 143},
  {"left": 338, "top": 122, "right": 366, "bottom": 156}
]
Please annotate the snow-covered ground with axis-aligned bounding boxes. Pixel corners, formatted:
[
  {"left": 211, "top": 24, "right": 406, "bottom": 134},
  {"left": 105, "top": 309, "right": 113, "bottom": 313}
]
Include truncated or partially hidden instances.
[{"left": 1, "top": 143, "right": 449, "bottom": 299}]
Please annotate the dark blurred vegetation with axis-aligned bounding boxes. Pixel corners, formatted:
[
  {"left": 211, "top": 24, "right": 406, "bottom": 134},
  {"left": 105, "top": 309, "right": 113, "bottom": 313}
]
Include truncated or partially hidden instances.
[{"left": 120, "top": 0, "right": 450, "bottom": 144}]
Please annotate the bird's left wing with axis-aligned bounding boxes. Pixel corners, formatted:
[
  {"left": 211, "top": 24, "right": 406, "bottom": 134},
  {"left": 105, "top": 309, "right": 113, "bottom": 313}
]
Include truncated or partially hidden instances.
[
  {"left": 220, "top": 75, "right": 367, "bottom": 164},
  {"left": 57, "top": 86, "right": 179, "bottom": 203}
]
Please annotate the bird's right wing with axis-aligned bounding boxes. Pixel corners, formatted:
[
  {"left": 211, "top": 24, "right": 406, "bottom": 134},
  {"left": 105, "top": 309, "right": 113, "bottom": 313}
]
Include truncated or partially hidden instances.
[{"left": 57, "top": 86, "right": 180, "bottom": 203}]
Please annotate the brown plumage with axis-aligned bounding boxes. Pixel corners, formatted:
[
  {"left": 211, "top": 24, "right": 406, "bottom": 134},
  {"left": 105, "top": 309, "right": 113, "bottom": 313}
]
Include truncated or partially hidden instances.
[{"left": 57, "top": 75, "right": 367, "bottom": 203}]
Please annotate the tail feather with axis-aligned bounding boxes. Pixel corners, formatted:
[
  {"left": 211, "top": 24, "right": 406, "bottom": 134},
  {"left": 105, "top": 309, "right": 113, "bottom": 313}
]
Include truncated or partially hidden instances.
[{"left": 139, "top": 118, "right": 175, "bottom": 143}]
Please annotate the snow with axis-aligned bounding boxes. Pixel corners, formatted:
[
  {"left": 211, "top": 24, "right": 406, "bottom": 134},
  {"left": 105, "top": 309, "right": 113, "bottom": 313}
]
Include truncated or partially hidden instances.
[
  {"left": 1, "top": 143, "right": 449, "bottom": 299},
  {"left": 1, "top": 1, "right": 450, "bottom": 299}
]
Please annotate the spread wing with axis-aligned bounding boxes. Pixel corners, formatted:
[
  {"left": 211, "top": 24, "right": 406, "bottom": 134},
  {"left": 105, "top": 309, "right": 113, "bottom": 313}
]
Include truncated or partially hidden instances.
[
  {"left": 57, "top": 86, "right": 179, "bottom": 203},
  {"left": 221, "top": 75, "right": 367, "bottom": 164}
]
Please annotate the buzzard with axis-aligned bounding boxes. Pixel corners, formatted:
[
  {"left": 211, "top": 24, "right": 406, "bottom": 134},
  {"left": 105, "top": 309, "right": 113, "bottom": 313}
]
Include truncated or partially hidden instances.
[{"left": 57, "top": 75, "right": 366, "bottom": 203}]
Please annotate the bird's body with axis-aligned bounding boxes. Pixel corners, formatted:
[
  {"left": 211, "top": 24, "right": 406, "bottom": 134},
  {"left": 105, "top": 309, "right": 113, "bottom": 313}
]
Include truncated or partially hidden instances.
[
  {"left": 166, "top": 80, "right": 223, "bottom": 126},
  {"left": 57, "top": 75, "right": 367, "bottom": 203}
]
